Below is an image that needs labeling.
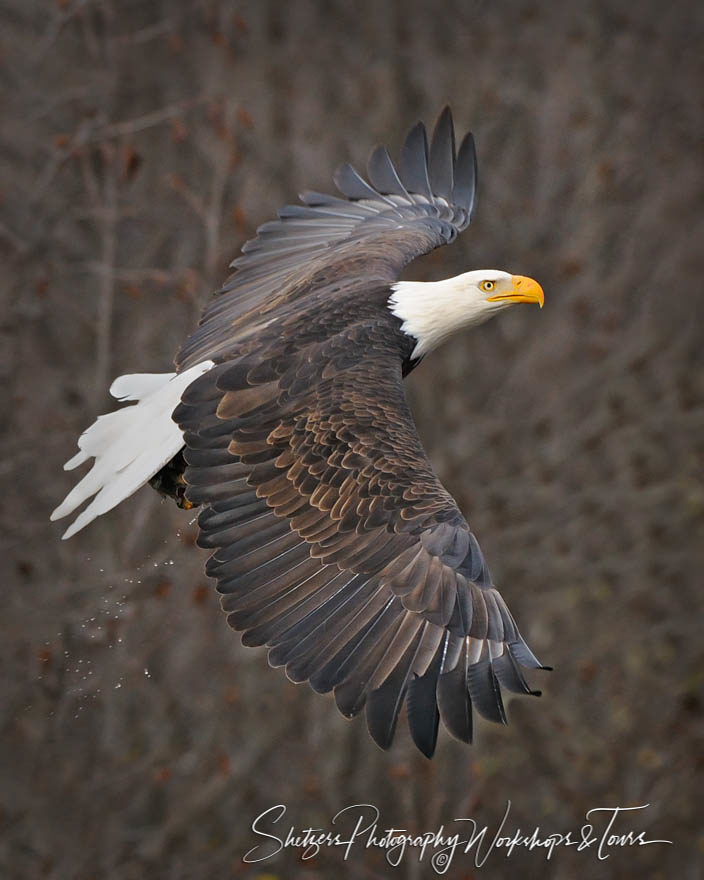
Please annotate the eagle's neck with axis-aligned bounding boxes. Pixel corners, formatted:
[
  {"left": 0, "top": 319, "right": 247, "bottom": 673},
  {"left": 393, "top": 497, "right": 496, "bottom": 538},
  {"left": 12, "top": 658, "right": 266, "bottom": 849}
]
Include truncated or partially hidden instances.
[{"left": 388, "top": 276, "right": 494, "bottom": 360}]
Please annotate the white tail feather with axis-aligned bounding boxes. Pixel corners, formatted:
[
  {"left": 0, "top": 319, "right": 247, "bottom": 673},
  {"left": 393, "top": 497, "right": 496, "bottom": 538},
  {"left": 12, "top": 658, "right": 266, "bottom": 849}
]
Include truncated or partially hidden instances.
[
  {"left": 51, "top": 361, "right": 214, "bottom": 539},
  {"left": 109, "top": 372, "right": 178, "bottom": 401}
]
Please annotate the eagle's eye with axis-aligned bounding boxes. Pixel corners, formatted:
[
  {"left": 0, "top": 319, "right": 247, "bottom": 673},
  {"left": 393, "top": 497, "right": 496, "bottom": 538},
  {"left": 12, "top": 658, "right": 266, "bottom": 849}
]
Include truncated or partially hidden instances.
[{"left": 480, "top": 280, "right": 495, "bottom": 292}]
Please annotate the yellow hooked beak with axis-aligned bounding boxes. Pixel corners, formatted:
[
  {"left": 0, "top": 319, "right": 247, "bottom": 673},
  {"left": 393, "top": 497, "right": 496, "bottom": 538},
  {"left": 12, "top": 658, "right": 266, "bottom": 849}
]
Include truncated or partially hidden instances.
[{"left": 488, "top": 275, "right": 544, "bottom": 308}]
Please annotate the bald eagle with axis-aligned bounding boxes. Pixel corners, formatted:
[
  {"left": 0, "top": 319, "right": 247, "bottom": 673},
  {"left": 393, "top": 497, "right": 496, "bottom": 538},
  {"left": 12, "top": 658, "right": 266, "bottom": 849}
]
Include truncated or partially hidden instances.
[{"left": 52, "top": 108, "right": 547, "bottom": 757}]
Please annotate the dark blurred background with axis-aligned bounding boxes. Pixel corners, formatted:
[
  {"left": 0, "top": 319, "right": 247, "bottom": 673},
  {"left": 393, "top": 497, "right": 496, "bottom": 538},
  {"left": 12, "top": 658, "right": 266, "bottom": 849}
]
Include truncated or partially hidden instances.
[{"left": 2, "top": 1, "right": 702, "bottom": 878}]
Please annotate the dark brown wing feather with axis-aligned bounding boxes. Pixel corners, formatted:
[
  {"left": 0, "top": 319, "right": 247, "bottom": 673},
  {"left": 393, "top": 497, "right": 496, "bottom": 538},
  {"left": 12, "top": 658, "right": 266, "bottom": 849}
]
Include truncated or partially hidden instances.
[
  {"left": 174, "top": 319, "right": 546, "bottom": 757},
  {"left": 176, "top": 107, "right": 475, "bottom": 370}
]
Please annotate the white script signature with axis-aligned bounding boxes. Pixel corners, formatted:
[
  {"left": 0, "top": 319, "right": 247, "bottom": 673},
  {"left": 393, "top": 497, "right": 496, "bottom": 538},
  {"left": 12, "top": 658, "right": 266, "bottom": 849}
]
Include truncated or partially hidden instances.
[{"left": 243, "top": 801, "right": 672, "bottom": 872}]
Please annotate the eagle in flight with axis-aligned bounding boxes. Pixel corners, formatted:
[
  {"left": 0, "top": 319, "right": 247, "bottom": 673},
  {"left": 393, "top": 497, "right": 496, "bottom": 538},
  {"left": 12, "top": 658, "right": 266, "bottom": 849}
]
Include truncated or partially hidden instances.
[{"left": 52, "top": 107, "right": 548, "bottom": 757}]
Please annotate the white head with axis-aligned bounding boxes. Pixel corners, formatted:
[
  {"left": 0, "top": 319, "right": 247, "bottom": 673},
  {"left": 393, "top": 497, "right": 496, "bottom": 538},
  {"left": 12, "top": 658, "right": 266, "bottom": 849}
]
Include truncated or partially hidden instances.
[{"left": 388, "top": 269, "right": 544, "bottom": 359}]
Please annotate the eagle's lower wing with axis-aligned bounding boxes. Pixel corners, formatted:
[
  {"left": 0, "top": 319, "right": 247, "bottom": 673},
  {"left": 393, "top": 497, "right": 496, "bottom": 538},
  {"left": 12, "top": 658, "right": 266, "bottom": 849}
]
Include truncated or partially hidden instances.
[
  {"left": 176, "top": 107, "right": 476, "bottom": 370},
  {"left": 174, "top": 325, "right": 544, "bottom": 757}
]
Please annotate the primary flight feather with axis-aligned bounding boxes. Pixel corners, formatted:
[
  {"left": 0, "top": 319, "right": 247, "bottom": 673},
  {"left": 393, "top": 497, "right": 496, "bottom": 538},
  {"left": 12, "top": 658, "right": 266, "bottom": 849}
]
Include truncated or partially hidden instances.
[{"left": 52, "top": 107, "right": 548, "bottom": 757}]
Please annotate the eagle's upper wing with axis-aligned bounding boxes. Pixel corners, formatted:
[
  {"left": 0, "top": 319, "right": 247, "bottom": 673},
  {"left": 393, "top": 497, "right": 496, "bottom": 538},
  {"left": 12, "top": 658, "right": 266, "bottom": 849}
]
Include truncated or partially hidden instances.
[
  {"left": 176, "top": 107, "right": 476, "bottom": 370},
  {"left": 174, "top": 322, "right": 545, "bottom": 757}
]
